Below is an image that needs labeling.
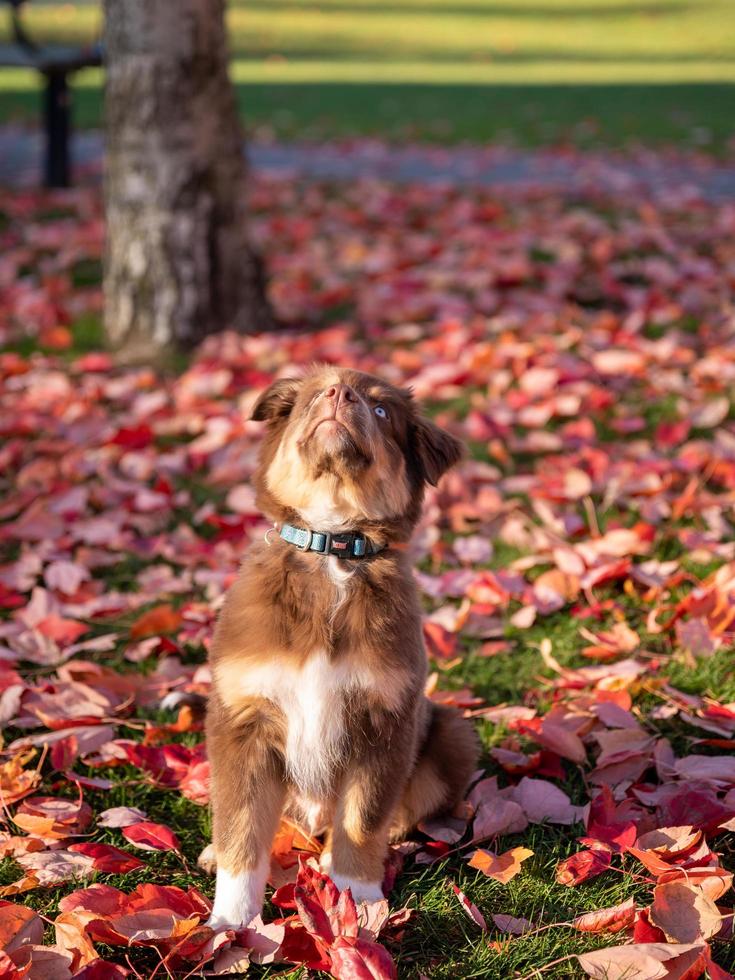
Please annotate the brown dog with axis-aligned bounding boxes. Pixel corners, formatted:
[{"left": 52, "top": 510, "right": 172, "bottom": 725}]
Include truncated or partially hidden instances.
[{"left": 205, "top": 365, "right": 479, "bottom": 928}]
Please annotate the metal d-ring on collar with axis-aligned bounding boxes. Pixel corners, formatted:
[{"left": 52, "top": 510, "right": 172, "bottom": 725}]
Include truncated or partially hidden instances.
[{"left": 277, "top": 522, "right": 383, "bottom": 559}]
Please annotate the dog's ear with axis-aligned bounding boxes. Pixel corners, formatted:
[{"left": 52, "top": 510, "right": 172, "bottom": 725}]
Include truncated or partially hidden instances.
[
  {"left": 413, "top": 416, "right": 463, "bottom": 486},
  {"left": 251, "top": 378, "right": 301, "bottom": 422}
]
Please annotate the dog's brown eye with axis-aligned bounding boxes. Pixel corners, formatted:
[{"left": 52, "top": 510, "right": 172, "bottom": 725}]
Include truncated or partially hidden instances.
[{"left": 374, "top": 405, "right": 388, "bottom": 420}]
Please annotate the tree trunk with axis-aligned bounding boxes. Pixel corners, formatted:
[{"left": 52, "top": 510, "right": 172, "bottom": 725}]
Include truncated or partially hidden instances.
[{"left": 103, "top": 0, "right": 275, "bottom": 357}]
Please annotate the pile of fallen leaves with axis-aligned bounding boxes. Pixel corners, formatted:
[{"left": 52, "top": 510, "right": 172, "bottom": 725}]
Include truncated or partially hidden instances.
[{"left": 1, "top": 170, "right": 734, "bottom": 978}]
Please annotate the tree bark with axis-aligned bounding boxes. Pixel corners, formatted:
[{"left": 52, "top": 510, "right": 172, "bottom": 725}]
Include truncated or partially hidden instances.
[{"left": 103, "top": 0, "right": 275, "bottom": 357}]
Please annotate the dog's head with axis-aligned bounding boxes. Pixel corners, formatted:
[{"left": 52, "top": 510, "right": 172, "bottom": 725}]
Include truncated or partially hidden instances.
[{"left": 251, "top": 366, "right": 463, "bottom": 539}]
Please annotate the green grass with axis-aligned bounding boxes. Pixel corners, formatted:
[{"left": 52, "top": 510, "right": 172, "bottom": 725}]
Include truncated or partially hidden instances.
[{"left": 0, "top": 0, "right": 733, "bottom": 147}]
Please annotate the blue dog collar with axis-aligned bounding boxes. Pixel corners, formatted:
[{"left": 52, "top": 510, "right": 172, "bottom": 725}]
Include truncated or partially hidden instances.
[{"left": 279, "top": 523, "right": 383, "bottom": 559}]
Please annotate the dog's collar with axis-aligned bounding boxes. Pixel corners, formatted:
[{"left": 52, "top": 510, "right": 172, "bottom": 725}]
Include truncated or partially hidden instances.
[{"left": 279, "top": 523, "right": 383, "bottom": 559}]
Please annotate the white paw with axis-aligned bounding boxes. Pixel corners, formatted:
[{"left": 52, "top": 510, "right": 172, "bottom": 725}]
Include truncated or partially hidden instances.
[
  {"left": 320, "top": 850, "right": 333, "bottom": 874},
  {"left": 206, "top": 909, "right": 260, "bottom": 931},
  {"left": 330, "top": 872, "right": 384, "bottom": 904},
  {"left": 210, "top": 861, "right": 267, "bottom": 930},
  {"left": 198, "top": 843, "right": 217, "bottom": 875}
]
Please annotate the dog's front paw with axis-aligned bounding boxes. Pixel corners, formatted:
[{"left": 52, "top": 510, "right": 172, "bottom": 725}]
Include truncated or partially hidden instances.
[
  {"left": 198, "top": 843, "right": 217, "bottom": 875},
  {"left": 330, "top": 872, "right": 384, "bottom": 904},
  {"left": 209, "top": 863, "right": 267, "bottom": 931},
  {"left": 206, "top": 909, "right": 260, "bottom": 932}
]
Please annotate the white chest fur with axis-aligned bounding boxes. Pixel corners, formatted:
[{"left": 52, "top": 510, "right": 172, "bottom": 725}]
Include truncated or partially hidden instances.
[{"left": 237, "top": 650, "right": 370, "bottom": 799}]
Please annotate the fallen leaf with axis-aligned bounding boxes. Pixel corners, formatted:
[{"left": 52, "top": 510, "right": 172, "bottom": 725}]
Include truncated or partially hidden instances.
[
  {"left": 69, "top": 842, "right": 145, "bottom": 874},
  {"left": 122, "top": 821, "right": 181, "bottom": 853},
  {"left": 0, "top": 901, "right": 44, "bottom": 952},
  {"left": 649, "top": 879, "right": 722, "bottom": 942},
  {"left": 468, "top": 846, "right": 533, "bottom": 883},
  {"left": 577, "top": 942, "right": 706, "bottom": 980},
  {"left": 556, "top": 847, "right": 612, "bottom": 886},
  {"left": 572, "top": 898, "right": 636, "bottom": 934},
  {"left": 129, "top": 605, "right": 182, "bottom": 639},
  {"left": 98, "top": 806, "right": 148, "bottom": 828},
  {"left": 449, "top": 882, "right": 486, "bottom": 930},
  {"left": 491, "top": 913, "right": 535, "bottom": 935}
]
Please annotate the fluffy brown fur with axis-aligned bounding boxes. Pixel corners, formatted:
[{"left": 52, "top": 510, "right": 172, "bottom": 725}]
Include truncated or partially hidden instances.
[{"left": 205, "top": 366, "right": 479, "bottom": 927}]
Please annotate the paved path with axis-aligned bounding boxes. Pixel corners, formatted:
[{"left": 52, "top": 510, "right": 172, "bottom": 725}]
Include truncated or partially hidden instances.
[
  {"left": 2, "top": 127, "right": 735, "bottom": 200},
  {"left": 253, "top": 141, "right": 735, "bottom": 201}
]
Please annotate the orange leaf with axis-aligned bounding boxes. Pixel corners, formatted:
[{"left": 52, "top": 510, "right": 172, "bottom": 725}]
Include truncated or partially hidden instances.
[
  {"left": 634, "top": 826, "right": 702, "bottom": 860},
  {"left": 657, "top": 867, "right": 733, "bottom": 902},
  {"left": 54, "top": 910, "right": 100, "bottom": 971},
  {"left": 0, "top": 752, "right": 41, "bottom": 805},
  {"left": 572, "top": 898, "right": 635, "bottom": 934},
  {"left": 649, "top": 879, "right": 722, "bottom": 943},
  {"left": 13, "top": 813, "right": 57, "bottom": 837},
  {"left": 0, "top": 875, "right": 40, "bottom": 898},
  {"left": 271, "top": 819, "right": 322, "bottom": 870},
  {"left": 129, "top": 605, "right": 181, "bottom": 639},
  {"left": 0, "top": 902, "right": 44, "bottom": 952},
  {"left": 578, "top": 942, "right": 706, "bottom": 980},
  {"left": 468, "top": 847, "right": 533, "bottom": 884}
]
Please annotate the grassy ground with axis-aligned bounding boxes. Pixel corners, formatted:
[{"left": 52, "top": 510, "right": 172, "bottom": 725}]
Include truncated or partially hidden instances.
[{"left": 0, "top": 0, "right": 733, "bottom": 147}]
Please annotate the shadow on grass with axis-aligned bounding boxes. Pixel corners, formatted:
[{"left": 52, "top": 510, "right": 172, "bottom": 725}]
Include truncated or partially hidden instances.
[{"left": 0, "top": 80, "right": 733, "bottom": 149}]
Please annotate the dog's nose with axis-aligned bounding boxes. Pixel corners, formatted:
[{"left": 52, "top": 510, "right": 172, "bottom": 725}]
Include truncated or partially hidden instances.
[{"left": 325, "top": 383, "right": 358, "bottom": 407}]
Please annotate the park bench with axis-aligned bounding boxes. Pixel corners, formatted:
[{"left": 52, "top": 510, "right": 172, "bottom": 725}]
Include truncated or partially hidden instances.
[{"left": 0, "top": 0, "right": 102, "bottom": 187}]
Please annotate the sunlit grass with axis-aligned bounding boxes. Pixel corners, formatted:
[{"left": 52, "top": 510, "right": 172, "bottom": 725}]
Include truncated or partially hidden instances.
[{"left": 0, "top": 0, "right": 733, "bottom": 145}]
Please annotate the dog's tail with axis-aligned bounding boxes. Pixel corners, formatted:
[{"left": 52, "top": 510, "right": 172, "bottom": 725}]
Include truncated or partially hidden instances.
[{"left": 390, "top": 701, "right": 480, "bottom": 840}]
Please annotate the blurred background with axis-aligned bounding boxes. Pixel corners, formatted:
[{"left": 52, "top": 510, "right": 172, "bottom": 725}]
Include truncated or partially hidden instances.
[{"left": 0, "top": 0, "right": 732, "bottom": 150}]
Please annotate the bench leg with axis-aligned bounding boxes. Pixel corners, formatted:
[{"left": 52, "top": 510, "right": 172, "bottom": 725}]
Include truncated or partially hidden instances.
[{"left": 44, "top": 71, "right": 71, "bottom": 188}]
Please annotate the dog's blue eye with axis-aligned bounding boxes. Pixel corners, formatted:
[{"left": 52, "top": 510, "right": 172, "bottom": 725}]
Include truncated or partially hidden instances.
[{"left": 374, "top": 405, "right": 388, "bottom": 419}]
